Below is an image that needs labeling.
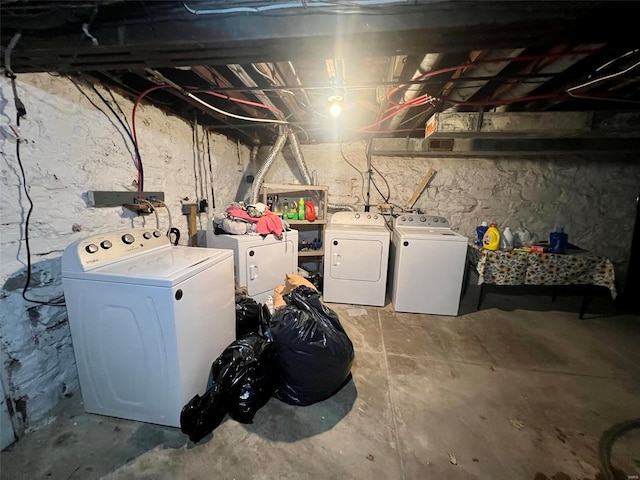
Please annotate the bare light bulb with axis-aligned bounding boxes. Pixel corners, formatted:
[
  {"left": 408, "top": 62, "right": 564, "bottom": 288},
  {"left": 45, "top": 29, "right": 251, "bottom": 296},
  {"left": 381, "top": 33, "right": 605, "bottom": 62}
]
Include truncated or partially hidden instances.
[{"left": 329, "top": 101, "right": 342, "bottom": 118}]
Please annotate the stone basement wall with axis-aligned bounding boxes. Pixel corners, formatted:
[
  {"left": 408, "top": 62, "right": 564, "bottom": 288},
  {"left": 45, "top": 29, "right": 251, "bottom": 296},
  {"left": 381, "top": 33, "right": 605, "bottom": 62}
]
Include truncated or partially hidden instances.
[
  {"left": 0, "top": 74, "right": 248, "bottom": 436},
  {"left": 262, "top": 141, "right": 640, "bottom": 286}
]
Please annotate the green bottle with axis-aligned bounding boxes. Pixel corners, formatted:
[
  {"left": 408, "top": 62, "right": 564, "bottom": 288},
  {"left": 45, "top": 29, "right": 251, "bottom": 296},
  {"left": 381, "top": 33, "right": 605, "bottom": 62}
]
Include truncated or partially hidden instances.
[{"left": 298, "top": 198, "right": 305, "bottom": 220}]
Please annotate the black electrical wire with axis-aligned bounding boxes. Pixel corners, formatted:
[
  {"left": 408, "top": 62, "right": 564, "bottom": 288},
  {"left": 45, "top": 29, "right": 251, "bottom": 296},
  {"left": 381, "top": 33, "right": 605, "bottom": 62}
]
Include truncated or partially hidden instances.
[
  {"left": 370, "top": 176, "right": 388, "bottom": 204},
  {"left": 15, "top": 138, "right": 66, "bottom": 306},
  {"left": 103, "top": 84, "right": 133, "bottom": 133},
  {"left": 364, "top": 137, "right": 391, "bottom": 205},
  {"left": 339, "top": 141, "right": 366, "bottom": 204},
  {"left": 81, "top": 77, "right": 145, "bottom": 191},
  {"left": 69, "top": 77, "right": 136, "bottom": 167},
  {"left": 8, "top": 75, "right": 65, "bottom": 306}
]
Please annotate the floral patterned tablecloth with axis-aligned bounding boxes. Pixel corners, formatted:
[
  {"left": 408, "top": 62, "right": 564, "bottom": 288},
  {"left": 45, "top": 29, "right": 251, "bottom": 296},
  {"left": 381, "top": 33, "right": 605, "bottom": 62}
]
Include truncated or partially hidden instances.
[{"left": 467, "top": 243, "right": 617, "bottom": 299}]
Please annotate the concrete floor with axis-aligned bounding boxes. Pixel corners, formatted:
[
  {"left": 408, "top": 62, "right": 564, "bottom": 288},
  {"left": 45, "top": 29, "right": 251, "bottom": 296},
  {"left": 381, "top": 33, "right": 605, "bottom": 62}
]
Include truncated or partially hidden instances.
[{"left": 1, "top": 282, "right": 639, "bottom": 480}]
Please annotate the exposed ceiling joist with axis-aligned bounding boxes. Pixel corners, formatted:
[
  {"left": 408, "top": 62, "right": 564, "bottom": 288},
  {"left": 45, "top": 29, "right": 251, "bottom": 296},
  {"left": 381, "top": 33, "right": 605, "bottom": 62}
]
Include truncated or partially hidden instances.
[{"left": 3, "top": 1, "right": 640, "bottom": 146}]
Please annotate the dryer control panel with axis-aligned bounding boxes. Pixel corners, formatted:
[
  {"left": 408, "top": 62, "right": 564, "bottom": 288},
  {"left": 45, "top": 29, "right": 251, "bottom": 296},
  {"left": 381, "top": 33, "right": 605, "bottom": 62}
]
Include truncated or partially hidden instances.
[
  {"left": 330, "top": 211, "right": 386, "bottom": 226},
  {"left": 395, "top": 214, "right": 450, "bottom": 228},
  {"left": 63, "top": 228, "right": 170, "bottom": 271}
]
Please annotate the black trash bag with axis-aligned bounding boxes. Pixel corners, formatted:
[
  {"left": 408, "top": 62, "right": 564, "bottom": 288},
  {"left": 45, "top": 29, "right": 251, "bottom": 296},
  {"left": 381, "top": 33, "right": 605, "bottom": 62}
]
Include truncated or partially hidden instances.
[
  {"left": 307, "top": 273, "right": 324, "bottom": 293},
  {"left": 180, "top": 335, "right": 278, "bottom": 442},
  {"left": 235, "top": 296, "right": 268, "bottom": 339},
  {"left": 210, "top": 335, "right": 278, "bottom": 424},
  {"left": 266, "top": 285, "right": 355, "bottom": 406},
  {"left": 180, "top": 382, "right": 226, "bottom": 443}
]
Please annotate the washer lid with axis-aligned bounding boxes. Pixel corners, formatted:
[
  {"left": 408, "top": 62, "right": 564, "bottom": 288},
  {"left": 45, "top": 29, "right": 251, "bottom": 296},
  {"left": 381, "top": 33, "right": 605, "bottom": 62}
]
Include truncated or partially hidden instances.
[
  {"left": 63, "top": 246, "right": 232, "bottom": 287},
  {"left": 326, "top": 223, "right": 390, "bottom": 236},
  {"left": 393, "top": 226, "right": 469, "bottom": 242}
]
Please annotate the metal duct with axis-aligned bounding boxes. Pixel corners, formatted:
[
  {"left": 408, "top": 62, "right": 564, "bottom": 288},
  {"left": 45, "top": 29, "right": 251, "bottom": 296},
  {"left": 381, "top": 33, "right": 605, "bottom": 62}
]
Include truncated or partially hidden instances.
[
  {"left": 389, "top": 53, "right": 441, "bottom": 130},
  {"left": 491, "top": 43, "right": 604, "bottom": 111},
  {"left": 287, "top": 130, "right": 313, "bottom": 185},
  {"left": 442, "top": 48, "right": 526, "bottom": 107},
  {"left": 287, "top": 131, "right": 355, "bottom": 211},
  {"left": 250, "top": 129, "right": 288, "bottom": 204}
]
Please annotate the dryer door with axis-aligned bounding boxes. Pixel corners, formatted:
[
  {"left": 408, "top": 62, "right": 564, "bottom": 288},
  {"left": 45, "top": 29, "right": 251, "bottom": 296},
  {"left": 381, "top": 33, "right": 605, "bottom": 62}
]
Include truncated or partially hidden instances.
[
  {"left": 327, "top": 237, "right": 384, "bottom": 281},
  {"left": 244, "top": 240, "right": 296, "bottom": 296}
]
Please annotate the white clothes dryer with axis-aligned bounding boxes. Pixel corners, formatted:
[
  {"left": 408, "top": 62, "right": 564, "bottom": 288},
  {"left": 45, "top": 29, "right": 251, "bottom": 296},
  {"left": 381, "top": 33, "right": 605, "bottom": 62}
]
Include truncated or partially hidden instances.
[
  {"left": 323, "top": 212, "right": 390, "bottom": 306},
  {"left": 389, "top": 214, "right": 468, "bottom": 316},
  {"left": 61, "top": 228, "right": 235, "bottom": 427},
  {"left": 207, "top": 228, "right": 298, "bottom": 304}
]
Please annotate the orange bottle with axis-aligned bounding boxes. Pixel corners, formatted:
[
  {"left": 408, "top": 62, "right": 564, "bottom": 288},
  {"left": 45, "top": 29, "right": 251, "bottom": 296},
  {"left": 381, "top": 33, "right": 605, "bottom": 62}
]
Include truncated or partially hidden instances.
[{"left": 304, "top": 200, "right": 316, "bottom": 221}]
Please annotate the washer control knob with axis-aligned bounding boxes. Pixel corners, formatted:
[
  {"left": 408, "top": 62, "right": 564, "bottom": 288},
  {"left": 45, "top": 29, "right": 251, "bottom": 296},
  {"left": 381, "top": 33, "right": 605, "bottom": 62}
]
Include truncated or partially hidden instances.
[
  {"left": 408, "top": 217, "right": 414, "bottom": 222},
  {"left": 100, "top": 240, "right": 112, "bottom": 249},
  {"left": 373, "top": 215, "right": 378, "bottom": 219},
  {"left": 355, "top": 213, "right": 360, "bottom": 219},
  {"left": 122, "top": 234, "right": 135, "bottom": 245},
  {"left": 400, "top": 216, "right": 405, "bottom": 222},
  {"left": 367, "top": 215, "right": 371, "bottom": 219},
  {"left": 85, "top": 244, "right": 99, "bottom": 254},
  {"left": 143, "top": 232, "right": 151, "bottom": 240},
  {"left": 433, "top": 218, "right": 439, "bottom": 222},
  {"left": 153, "top": 230, "right": 162, "bottom": 238},
  {"left": 420, "top": 216, "right": 426, "bottom": 222}
]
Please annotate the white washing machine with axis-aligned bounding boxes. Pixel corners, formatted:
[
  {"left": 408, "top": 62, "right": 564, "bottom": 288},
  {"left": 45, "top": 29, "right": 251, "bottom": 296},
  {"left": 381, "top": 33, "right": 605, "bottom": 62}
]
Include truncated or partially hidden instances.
[
  {"left": 389, "top": 214, "right": 468, "bottom": 316},
  {"left": 61, "top": 228, "right": 235, "bottom": 427},
  {"left": 323, "top": 211, "right": 390, "bottom": 306},
  {"left": 207, "top": 228, "right": 298, "bottom": 304}
]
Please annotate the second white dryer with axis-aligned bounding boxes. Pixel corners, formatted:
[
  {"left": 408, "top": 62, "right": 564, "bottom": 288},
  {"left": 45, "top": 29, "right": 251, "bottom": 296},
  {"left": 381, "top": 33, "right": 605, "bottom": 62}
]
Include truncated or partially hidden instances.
[
  {"left": 323, "top": 212, "right": 390, "bottom": 306},
  {"left": 207, "top": 229, "right": 298, "bottom": 304}
]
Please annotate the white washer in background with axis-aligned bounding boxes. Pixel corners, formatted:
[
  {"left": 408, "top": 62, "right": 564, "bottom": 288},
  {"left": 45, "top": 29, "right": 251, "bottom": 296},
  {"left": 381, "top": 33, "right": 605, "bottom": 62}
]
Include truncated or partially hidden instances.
[
  {"left": 61, "top": 228, "right": 235, "bottom": 427},
  {"left": 389, "top": 214, "right": 468, "bottom": 316},
  {"left": 323, "top": 212, "right": 390, "bottom": 306},
  {"left": 207, "top": 227, "right": 298, "bottom": 304}
]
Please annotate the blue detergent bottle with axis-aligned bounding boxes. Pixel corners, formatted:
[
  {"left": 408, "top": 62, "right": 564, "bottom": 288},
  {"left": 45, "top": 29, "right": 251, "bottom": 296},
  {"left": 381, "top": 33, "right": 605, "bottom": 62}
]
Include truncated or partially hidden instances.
[
  {"left": 476, "top": 221, "right": 489, "bottom": 246},
  {"left": 549, "top": 227, "right": 568, "bottom": 254}
]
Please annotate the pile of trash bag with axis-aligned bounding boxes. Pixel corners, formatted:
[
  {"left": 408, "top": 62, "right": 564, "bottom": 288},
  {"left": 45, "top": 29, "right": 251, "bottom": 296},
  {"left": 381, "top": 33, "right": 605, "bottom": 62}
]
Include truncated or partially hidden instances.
[
  {"left": 180, "top": 334, "right": 277, "bottom": 443},
  {"left": 266, "top": 286, "right": 354, "bottom": 406},
  {"left": 235, "top": 296, "right": 270, "bottom": 339},
  {"left": 180, "top": 285, "right": 354, "bottom": 443}
]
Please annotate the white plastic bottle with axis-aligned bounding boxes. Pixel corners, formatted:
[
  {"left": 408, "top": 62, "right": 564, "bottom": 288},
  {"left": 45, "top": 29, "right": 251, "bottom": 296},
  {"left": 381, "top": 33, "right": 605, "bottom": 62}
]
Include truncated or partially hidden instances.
[{"left": 501, "top": 227, "right": 514, "bottom": 251}]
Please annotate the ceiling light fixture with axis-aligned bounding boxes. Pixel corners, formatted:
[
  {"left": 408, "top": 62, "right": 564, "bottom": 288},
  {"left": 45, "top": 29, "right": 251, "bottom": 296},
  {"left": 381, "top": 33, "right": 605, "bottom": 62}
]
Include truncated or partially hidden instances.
[{"left": 328, "top": 95, "right": 343, "bottom": 118}]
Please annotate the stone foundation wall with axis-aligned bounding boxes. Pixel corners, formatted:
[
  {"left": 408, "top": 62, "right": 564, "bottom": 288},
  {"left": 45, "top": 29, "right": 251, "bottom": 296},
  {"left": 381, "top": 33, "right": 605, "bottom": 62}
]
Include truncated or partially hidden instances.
[
  {"left": 0, "top": 74, "right": 247, "bottom": 435},
  {"left": 262, "top": 141, "right": 639, "bottom": 285}
]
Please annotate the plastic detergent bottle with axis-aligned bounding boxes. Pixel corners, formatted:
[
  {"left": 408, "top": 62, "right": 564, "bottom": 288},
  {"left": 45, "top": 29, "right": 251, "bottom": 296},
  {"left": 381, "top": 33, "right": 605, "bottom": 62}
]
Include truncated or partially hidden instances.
[
  {"left": 304, "top": 199, "right": 316, "bottom": 221},
  {"left": 483, "top": 223, "right": 501, "bottom": 250},
  {"left": 549, "top": 227, "right": 568, "bottom": 254},
  {"left": 298, "top": 198, "right": 305, "bottom": 220},
  {"left": 476, "top": 221, "right": 489, "bottom": 246},
  {"left": 501, "top": 227, "right": 514, "bottom": 251},
  {"left": 286, "top": 200, "right": 298, "bottom": 220}
]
